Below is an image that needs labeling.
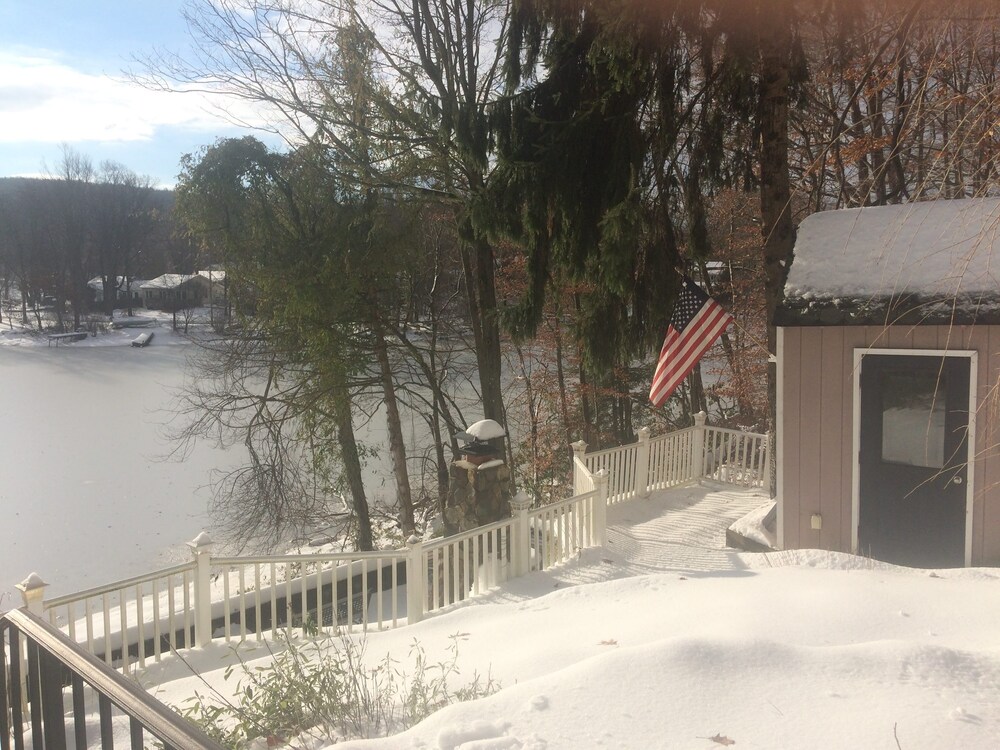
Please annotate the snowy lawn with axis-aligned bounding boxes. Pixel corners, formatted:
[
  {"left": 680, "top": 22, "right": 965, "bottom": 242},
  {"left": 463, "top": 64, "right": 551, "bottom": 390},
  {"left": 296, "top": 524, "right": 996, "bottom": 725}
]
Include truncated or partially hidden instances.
[{"left": 137, "top": 547, "right": 1000, "bottom": 750}]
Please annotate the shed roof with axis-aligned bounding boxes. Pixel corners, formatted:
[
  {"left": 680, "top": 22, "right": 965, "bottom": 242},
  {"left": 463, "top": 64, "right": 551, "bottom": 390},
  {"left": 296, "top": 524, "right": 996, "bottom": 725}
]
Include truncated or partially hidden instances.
[{"left": 776, "top": 198, "right": 1000, "bottom": 326}]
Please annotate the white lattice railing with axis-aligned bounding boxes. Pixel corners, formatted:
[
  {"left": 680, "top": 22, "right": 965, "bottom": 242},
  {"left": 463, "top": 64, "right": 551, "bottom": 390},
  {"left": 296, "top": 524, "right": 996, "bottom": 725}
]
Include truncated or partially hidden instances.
[{"left": 19, "top": 414, "right": 765, "bottom": 669}]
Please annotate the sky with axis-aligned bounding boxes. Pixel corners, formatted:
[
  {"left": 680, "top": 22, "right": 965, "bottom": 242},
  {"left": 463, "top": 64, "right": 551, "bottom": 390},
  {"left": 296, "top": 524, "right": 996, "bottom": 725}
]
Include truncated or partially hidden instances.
[{"left": 0, "top": 0, "right": 278, "bottom": 188}]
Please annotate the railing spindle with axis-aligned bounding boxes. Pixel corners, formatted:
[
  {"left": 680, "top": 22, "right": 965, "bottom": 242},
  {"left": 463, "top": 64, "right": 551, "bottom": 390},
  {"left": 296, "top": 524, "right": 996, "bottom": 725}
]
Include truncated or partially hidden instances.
[
  {"left": 136, "top": 584, "right": 146, "bottom": 667},
  {"left": 269, "top": 562, "right": 278, "bottom": 638},
  {"left": 238, "top": 566, "right": 247, "bottom": 643}
]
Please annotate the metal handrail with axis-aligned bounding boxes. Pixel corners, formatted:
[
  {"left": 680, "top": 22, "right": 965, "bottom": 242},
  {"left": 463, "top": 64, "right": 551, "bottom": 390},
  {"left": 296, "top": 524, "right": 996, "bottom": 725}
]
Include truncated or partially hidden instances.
[{"left": 1, "top": 608, "right": 225, "bottom": 750}]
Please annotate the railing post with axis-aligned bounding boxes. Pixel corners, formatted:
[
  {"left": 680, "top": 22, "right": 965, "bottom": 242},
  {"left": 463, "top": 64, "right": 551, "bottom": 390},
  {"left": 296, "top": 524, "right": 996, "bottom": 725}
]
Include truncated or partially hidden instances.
[
  {"left": 636, "top": 427, "right": 651, "bottom": 498},
  {"left": 571, "top": 440, "right": 589, "bottom": 494},
  {"left": 509, "top": 491, "right": 533, "bottom": 577},
  {"left": 187, "top": 532, "right": 214, "bottom": 648},
  {"left": 763, "top": 431, "right": 774, "bottom": 494},
  {"left": 16, "top": 573, "right": 47, "bottom": 616},
  {"left": 405, "top": 535, "right": 425, "bottom": 625},
  {"left": 593, "top": 470, "right": 610, "bottom": 548},
  {"left": 690, "top": 411, "right": 707, "bottom": 481}
]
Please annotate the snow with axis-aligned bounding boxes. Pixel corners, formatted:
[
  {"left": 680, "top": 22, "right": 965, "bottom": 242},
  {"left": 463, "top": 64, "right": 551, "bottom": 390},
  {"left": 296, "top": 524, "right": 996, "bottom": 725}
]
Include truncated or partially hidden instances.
[
  {"left": 0, "top": 310, "right": 482, "bottom": 606},
  {"left": 728, "top": 500, "right": 777, "bottom": 549},
  {"left": 0, "top": 318, "right": 247, "bottom": 606},
  {"left": 464, "top": 419, "right": 507, "bottom": 441},
  {"left": 476, "top": 458, "right": 505, "bottom": 470},
  {"left": 140, "top": 273, "right": 200, "bottom": 290},
  {"left": 133, "top": 487, "right": 1000, "bottom": 750},
  {"left": 784, "top": 198, "right": 1000, "bottom": 301}
]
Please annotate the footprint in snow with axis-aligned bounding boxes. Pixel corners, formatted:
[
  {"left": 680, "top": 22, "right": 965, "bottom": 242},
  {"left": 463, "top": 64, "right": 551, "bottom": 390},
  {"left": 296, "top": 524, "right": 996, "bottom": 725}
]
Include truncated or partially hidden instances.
[
  {"left": 530, "top": 695, "right": 549, "bottom": 711},
  {"left": 948, "top": 707, "right": 981, "bottom": 724}
]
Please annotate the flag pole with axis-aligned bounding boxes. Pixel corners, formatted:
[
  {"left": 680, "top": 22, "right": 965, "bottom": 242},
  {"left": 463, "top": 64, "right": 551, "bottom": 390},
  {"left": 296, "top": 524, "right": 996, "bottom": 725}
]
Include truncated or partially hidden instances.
[{"left": 727, "top": 316, "right": 773, "bottom": 360}]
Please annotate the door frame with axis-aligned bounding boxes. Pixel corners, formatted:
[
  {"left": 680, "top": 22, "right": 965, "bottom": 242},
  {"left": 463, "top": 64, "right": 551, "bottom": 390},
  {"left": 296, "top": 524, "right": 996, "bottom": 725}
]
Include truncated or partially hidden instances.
[{"left": 851, "top": 348, "right": 977, "bottom": 566}]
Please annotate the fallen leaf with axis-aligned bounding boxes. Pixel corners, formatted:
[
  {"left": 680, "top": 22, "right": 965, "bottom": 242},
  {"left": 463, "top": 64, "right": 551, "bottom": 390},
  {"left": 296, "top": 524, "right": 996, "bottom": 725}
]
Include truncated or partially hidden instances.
[
  {"left": 598, "top": 639, "right": 618, "bottom": 646},
  {"left": 706, "top": 734, "right": 735, "bottom": 746}
]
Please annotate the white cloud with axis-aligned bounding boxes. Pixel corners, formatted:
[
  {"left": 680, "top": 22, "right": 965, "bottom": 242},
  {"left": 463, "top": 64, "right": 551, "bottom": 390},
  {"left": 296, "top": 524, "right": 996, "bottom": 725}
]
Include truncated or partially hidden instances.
[{"left": 0, "top": 50, "right": 274, "bottom": 144}]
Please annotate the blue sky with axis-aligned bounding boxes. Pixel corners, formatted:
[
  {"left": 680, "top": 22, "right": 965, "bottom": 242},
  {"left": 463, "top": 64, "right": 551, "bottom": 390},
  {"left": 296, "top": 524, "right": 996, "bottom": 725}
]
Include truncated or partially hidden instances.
[{"left": 0, "top": 1, "right": 272, "bottom": 187}]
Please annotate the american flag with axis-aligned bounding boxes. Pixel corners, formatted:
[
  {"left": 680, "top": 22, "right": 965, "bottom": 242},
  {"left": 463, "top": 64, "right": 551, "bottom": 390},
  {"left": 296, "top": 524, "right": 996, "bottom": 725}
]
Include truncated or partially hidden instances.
[{"left": 649, "top": 276, "right": 733, "bottom": 407}]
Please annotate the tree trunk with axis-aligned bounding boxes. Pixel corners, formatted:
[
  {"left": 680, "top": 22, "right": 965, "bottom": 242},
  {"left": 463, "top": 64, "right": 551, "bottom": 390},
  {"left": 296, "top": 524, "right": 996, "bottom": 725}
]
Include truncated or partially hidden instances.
[
  {"left": 334, "top": 390, "right": 374, "bottom": 551},
  {"left": 758, "top": 5, "right": 796, "bottom": 329},
  {"left": 758, "top": 2, "right": 796, "bottom": 496},
  {"left": 458, "top": 215, "right": 505, "bottom": 425},
  {"left": 373, "top": 315, "right": 416, "bottom": 535}
]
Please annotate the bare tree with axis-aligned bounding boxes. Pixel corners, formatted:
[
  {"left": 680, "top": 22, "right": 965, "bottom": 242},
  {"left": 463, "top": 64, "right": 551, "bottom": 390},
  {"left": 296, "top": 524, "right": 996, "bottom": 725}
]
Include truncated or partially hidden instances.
[{"left": 136, "top": 0, "right": 512, "bottom": 425}]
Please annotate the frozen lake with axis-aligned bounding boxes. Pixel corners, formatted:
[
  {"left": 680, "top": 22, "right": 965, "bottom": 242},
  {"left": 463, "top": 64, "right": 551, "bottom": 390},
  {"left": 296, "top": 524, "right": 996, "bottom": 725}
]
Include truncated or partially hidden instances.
[
  {"left": 0, "top": 324, "right": 493, "bottom": 609},
  {"left": 0, "top": 342, "right": 249, "bottom": 605}
]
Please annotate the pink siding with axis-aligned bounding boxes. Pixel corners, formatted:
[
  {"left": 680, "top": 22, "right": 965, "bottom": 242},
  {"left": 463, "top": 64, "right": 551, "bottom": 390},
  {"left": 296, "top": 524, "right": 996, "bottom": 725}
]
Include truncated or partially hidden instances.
[
  {"left": 779, "top": 325, "right": 1000, "bottom": 565},
  {"left": 781, "top": 328, "right": 802, "bottom": 550}
]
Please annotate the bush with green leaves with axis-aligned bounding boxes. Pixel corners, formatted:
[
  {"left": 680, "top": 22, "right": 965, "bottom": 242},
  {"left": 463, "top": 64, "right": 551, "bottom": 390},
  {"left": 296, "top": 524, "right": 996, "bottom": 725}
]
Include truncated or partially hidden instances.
[{"left": 179, "top": 632, "right": 498, "bottom": 748}]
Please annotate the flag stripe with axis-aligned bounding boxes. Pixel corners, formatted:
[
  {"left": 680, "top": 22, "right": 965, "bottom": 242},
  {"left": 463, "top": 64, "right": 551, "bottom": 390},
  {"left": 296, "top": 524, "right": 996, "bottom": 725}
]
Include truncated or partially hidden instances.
[
  {"left": 650, "top": 303, "right": 729, "bottom": 393},
  {"left": 651, "top": 303, "right": 729, "bottom": 392},
  {"left": 649, "top": 284, "right": 733, "bottom": 408},
  {"left": 649, "top": 308, "right": 732, "bottom": 405},
  {"left": 660, "top": 310, "right": 730, "bottom": 395}
]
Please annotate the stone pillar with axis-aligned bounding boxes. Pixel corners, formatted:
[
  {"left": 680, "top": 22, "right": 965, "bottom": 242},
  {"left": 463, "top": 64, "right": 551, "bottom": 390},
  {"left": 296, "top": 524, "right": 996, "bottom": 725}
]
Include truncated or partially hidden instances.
[{"left": 444, "top": 459, "right": 513, "bottom": 536}]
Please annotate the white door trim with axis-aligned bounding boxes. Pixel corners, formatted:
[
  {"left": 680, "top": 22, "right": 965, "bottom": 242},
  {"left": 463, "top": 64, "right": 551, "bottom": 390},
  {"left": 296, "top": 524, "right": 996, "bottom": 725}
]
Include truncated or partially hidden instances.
[
  {"left": 776, "top": 327, "right": 785, "bottom": 550},
  {"left": 851, "top": 348, "right": 977, "bottom": 566}
]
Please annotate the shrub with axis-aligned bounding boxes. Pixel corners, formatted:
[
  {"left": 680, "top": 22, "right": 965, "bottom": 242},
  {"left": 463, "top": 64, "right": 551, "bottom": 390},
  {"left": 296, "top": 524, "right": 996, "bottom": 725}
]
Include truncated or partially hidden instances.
[{"left": 180, "top": 632, "right": 498, "bottom": 748}]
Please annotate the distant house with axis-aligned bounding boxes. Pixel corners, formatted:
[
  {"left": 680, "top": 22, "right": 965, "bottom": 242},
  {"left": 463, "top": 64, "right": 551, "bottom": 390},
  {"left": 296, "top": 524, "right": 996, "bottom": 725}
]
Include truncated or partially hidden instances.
[
  {"left": 87, "top": 276, "right": 145, "bottom": 307},
  {"left": 197, "top": 268, "right": 227, "bottom": 306},
  {"left": 140, "top": 274, "right": 211, "bottom": 310},
  {"left": 775, "top": 198, "right": 1000, "bottom": 568}
]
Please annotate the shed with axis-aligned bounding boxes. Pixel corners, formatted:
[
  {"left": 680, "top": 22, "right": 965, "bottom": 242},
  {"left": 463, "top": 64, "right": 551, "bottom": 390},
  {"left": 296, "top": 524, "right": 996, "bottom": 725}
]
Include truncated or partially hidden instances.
[{"left": 775, "top": 198, "right": 1000, "bottom": 568}]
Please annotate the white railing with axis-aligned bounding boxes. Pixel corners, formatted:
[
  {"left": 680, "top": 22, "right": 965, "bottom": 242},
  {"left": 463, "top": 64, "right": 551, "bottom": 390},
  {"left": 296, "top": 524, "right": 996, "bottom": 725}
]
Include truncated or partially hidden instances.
[
  {"left": 703, "top": 426, "right": 770, "bottom": 488},
  {"left": 16, "top": 413, "right": 766, "bottom": 668},
  {"left": 207, "top": 551, "right": 409, "bottom": 641},
  {"left": 20, "top": 476, "right": 612, "bottom": 664},
  {"left": 43, "top": 562, "right": 196, "bottom": 671},
  {"left": 528, "top": 489, "right": 604, "bottom": 571},
  {"left": 417, "top": 517, "right": 515, "bottom": 617},
  {"left": 571, "top": 412, "right": 771, "bottom": 501}
]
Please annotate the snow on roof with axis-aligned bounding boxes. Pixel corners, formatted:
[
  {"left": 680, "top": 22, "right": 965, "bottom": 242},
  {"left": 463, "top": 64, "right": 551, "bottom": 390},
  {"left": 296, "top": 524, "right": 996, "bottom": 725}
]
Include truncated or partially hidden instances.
[
  {"left": 88, "top": 276, "right": 146, "bottom": 292},
  {"left": 197, "top": 269, "right": 226, "bottom": 281},
  {"left": 141, "top": 273, "right": 199, "bottom": 290},
  {"left": 779, "top": 198, "right": 1000, "bottom": 325}
]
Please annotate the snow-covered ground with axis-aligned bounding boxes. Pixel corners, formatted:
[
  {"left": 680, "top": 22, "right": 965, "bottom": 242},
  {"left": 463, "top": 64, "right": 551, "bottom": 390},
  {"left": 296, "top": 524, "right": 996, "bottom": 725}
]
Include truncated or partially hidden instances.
[{"left": 133, "top": 487, "right": 1000, "bottom": 750}]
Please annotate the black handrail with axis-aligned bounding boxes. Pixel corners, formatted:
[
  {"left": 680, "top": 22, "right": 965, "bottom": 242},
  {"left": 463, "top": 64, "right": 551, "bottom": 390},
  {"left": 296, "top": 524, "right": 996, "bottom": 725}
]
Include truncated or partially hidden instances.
[{"left": 1, "top": 608, "right": 226, "bottom": 750}]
